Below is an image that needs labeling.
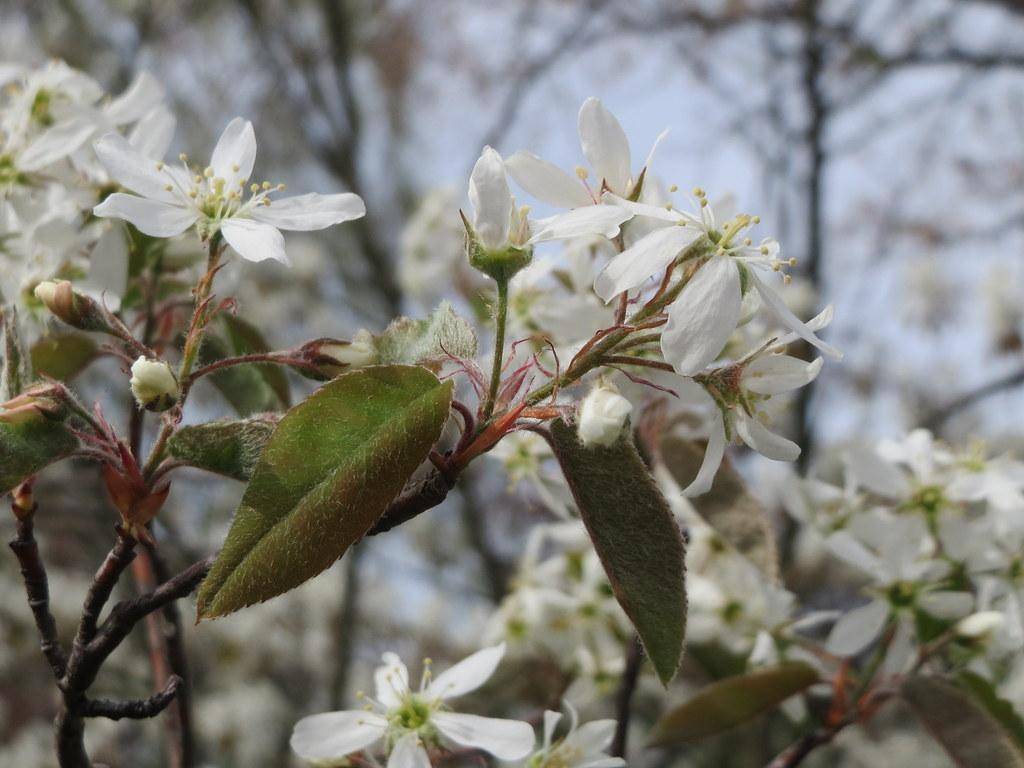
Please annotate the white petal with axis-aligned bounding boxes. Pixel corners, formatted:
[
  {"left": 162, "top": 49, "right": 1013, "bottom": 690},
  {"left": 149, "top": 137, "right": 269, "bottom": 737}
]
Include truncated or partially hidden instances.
[
  {"left": 469, "top": 146, "right": 512, "bottom": 250},
  {"left": 825, "top": 531, "right": 882, "bottom": 575},
  {"left": 426, "top": 643, "right": 505, "bottom": 701},
  {"left": 94, "top": 193, "right": 197, "bottom": 237},
  {"left": 825, "top": 599, "right": 889, "bottom": 656},
  {"left": 289, "top": 710, "right": 386, "bottom": 762},
  {"left": 661, "top": 254, "right": 741, "bottom": 375},
  {"left": 387, "top": 733, "right": 432, "bottom": 768},
  {"left": 580, "top": 759, "right": 627, "bottom": 768},
  {"left": 210, "top": 117, "right": 257, "bottom": 188},
  {"left": 542, "top": 710, "right": 562, "bottom": 750},
  {"left": 128, "top": 106, "right": 176, "bottom": 160},
  {"left": 251, "top": 192, "right": 366, "bottom": 231},
  {"left": 919, "top": 591, "right": 974, "bottom": 620},
  {"left": 578, "top": 97, "right": 631, "bottom": 193},
  {"left": 94, "top": 132, "right": 179, "bottom": 202},
  {"left": 743, "top": 355, "right": 822, "bottom": 395},
  {"left": 19, "top": 118, "right": 96, "bottom": 171},
  {"left": 749, "top": 270, "right": 841, "bottom": 360},
  {"left": 734, "top": 413, "right": 801, "bottom": 462},
  {"left": 602, "top": 192, "right": 687, "bottom": 224},
  {"left": 564, "top": 720, "right": 617, "bottom": 756},
  {"left": 593, "top": 225, "right": 699, "bottom": 301},
  {"left": 844, "top": 445, "right": 911, "bottom": 499},
  {"left": 505, "top": 150, "right": 593, "bottom": 208},
  {"left": 104, "top": 71, "right": 165, "bottom": 125},
  {"left": 682, "top": 409, "right": 726, "bottom": 497},
  {"left": 528, "top": 205, "right": 630, "bottom": 245},
  {"left": 81, "top": 223, "right": 129, "bottom": 310},
  {"left": 640, "top": 128, "right": 670, "bottom": 177},
  {"left": 374, "top": 652, "right": 411, "bottom": 708},
  {"left": 221, "top": 218, "right": 289, "bottom": 265},
  {"left": 432, "top": 712, "right": 535, "bottom": 761}
]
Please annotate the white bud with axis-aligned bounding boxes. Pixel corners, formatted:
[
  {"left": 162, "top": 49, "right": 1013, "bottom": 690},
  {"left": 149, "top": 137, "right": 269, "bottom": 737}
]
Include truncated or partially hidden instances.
[
  {"left": 955, "top": 611, "right": 1005, "bottom": 639},
  {"left": 130, "top": 357, "right": 179, "bottom": 411},
  {"left": 323, "top": 329, "right": 378, "bottom": 369},
  {"left": 578, "top": 384, "right": 632, "bottom": 448}
]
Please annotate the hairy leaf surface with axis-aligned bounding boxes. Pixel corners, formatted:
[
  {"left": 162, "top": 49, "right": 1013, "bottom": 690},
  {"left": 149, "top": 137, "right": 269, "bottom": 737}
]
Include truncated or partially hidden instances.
[{"left": 167, "top": 416, "right": 278, "bottom": 481}]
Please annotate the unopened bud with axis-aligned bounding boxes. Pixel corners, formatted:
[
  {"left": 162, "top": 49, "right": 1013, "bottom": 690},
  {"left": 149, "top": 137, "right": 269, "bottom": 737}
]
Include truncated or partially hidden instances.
[
  {"left": 300, "top": 331, "right": 379, "bottom": 380},
  {"left": 955, "top": 611, "right": 1005, "bottom": 640},
  {"left": 578, "top": 383, "right": 632, "bottom": 448},
  {"left": 33, "top": 280, "right": 109, "bottom": 332},
  {"left": 129, "top": 357, "right": 179, "bottom": 412},
  {"left": 0, "top": 382, "right": 69, "bottom": 424}
]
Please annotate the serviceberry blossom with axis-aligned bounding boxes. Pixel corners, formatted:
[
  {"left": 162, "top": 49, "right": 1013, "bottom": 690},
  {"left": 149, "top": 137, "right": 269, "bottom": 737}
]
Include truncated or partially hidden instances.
[
  {"left": 467, "top": 146, "right": 630, "bottom": 253},
  {"left": 595, "top": 191, "right": 841, "bottom": 375},
  {"left": 290, "top": 644, "right": 534, "bottom": 767},
  {"left": 577, "top": 383, "right": 632, "bottom": 448},
  {"left": 505, "top": 97, "right": 665, "bottom": 208},
  {"left": 93, "top": 117, "right": 366, "bottom": 265},
  {"left": 527, "top": 704, "right": 625, "bottom": 768},
  {"left": 684, "top": 347, "right": 824, "bottom": 497}
]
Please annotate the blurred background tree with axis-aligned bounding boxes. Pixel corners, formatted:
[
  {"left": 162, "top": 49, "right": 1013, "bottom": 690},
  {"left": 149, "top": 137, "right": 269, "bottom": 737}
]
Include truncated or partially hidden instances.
[{"left": 3, "top": 1, "right": 1024, "bottom": 766}]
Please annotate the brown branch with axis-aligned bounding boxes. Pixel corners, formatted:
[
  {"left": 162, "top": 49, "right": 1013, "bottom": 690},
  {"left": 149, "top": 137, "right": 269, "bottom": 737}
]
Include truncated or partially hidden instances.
[
  {"left": 366, "top": 466, "right": 457, "bottom": 536},
  {"left": 9, "top": 511, "right": 68, "bottom": 680},
  {"left": 82, "top": 675, "right": 181, "bottom": 720},
  {"left": 764, "top": 728, "right": 837, "bottom": 768},
  {"left": 924, "top": 366, "right": 1024, "bottom": 431},
  {"left": 611, "top": 636, "right": 643, "bottom": 758},
  {"left": 73, "top": 527, "right": 136, "bottom": 647}
]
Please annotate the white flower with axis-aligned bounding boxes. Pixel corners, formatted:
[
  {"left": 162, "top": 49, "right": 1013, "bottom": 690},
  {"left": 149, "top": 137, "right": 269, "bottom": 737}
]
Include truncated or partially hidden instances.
[
  {"left": 129, "top": 356, "right": 179, "bottom": 411},
  {"left": 468, "top": 146, "right": 629, "bottom": 252},
  {"left": 577, "top": 383, "right": 632, "bottom": 448},
  {"left": 290, "top": 644, "right": 534, "bottom": 767},
  {"left": 505, "top": 97, "right": 666, "bottom": 207},
  {"left": 93, "top": 117, "right": 366, "bottom": 264},
  {"left": 528, "top": 703, "right": 625, "bottom": 768},
  {"left": 683, "top": 350, "right": 824, "bottom": 496},
  {"left": 594, "top": 192, "right": 840, "bottom": 375}
]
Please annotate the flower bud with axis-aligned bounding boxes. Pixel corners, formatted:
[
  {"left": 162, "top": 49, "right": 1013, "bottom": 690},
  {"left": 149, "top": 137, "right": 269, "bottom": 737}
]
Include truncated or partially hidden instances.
[
  {"left": 955, "top": 611, "right": 1005, "bottom": 640},
  {"left": 461, "top": 210, "right": 532, "bottom": 283},
  {"left": 0, "top": 382, "right": 69, "bottom": 424},
  {"left": 298, "top": 330, "right": 379, "bottom": 380},
  {"left": 130, "top": 357, "right": 179, "bottom": 412},
  {"left": 577, "top": 383, "right": 632, "bottom": 448},
  {"left": 33, "top": 280, "right": 109, "bottom": 332},
  {"left": 102, "top": 463, "right": 169, "bottom": 543}
]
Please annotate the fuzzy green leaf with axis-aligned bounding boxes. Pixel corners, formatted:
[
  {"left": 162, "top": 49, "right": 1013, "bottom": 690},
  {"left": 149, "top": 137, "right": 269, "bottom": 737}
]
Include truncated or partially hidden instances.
[
  {"left": 659, "top": 435, "right": 778, "bottom": 578},
  {"left": 1, "top": 417, "right": 79, "bottom": 495},
  {"left": 200, "top": 315, "right": 291, "bottom": 416},
  {"left": 197, "top": 365, "right": 453, "bottom": 619},
  {"left": 30, "top": 334, "right": 98, "bottom": 381},
  {"left": 167, "top": 416, "right": 278, "bottom": 481},
  {"left": 903, "top": 675, "right": 1024, "bottom": 768},
  {"left": 549, "top": 418, "right": 686, "bottom": 685},
  {"left": 377, "top": 301, "right": 477, "bottom": 369},
  {"left": 647, "top": 662, "right": 819, "bottom": 747},
  {"left": 958, "top": 671, "right": 1024, "bottom": 751}
]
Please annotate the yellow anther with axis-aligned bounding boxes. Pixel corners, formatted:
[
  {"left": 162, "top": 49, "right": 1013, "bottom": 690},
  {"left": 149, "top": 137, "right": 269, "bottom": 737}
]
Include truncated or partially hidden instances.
[
  {"left": 155, "top": 162, "right": 164, "bottom": 171},
  {"left": 783, "top": 274, "right": 792, "bottom": 284},
  {"left": 700, "top": 198, "right": 708, "bottom": 208},
  {"left": 194, "top": 175, "right": 202, "bottom": 184},
  {"left": 164, "top": 184, "right": 173, "bottom": 192},
  {"left": 231, "top": 163, "right": 240, "bottom": 172},
  {"left": 250, "top": 183, "right": 259, "bottom": 193},
  {"left": 188, "top": 190, "right": 198, "bottom": 198},
  {"left": 575, "top": 166, "right": 588, "bottom": 180},
  {"left": 752, "top": 215, "right": 761, "bottom": 224},
  {"left": 692, "top": 187, "right": 704, "bottom": 197},
  {"left": 178, "top": 153, "right": 188, "bottom": 162},
  {"left": 262, "top": 181, "right": 271, "bottom": 190},
  {"left": 788, "top": 257, "right": 798, "bottom": 266},
  {"left": 743, "top": 237, "right": 752, "bottom": 246},
  {"left": 203, "top": 167, "right": 213, "bottom": 178},
  {"left": 668, "top": 184, "right": 679, "bottom": 193},
  {"left": 277, "top": 183, "right": 286, "bottom": 191},
  {"left": 760, "top": 245, "right": 769, "bottom": 255}
]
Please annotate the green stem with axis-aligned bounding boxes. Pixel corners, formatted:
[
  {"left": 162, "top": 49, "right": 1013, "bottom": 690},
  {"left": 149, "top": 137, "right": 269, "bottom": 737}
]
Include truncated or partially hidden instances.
[
  {"left": 481, "top": 278, "right": 509, "bottom": 423},
  {"left": 142, "top": 238, "right": 222, "bottom": 479}
]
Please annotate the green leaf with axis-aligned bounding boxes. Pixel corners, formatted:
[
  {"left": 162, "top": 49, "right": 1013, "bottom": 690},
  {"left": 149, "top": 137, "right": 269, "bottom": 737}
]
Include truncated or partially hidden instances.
[
  {"left": 549, "top": 418, "right": 686, "bottom": 685},
  {"left": 200, "top": 315, "right": 290, "bottom": 416},
  {"left": 167, "top": 416, "right": 278, "bottom": 481},
  {"left": 903, "top": 675, "right": 1024, "bottom": 768},
  {"left": 377, "top": 301, "right": 478, "bottom": 369},
  {"left": 1, "top": 306, "right": 30, "bottom": 400},
  {"left": 957, "top": 671, "right": 1024, "bottom": 750},
  {"left": 647, "top": 662, "right": 819, "bottom": 747},
  {"left": 1, "top": 417, "right": 79, "bottom": 495},
  {"left": 197, "top": 365, "right": 453, "bottom": 619},
  {"left": 659, "top": 435, "right": 778, "bottom": 578},
  {"left": 30, "top": 334, "right": 98, "bottom": 381}
]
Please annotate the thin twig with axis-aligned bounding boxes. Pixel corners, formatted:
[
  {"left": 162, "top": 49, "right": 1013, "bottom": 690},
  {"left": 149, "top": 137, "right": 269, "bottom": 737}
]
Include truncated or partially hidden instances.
[
  {"left": 611, "top": 637, "right": 643, "bottom": 758},
  {"left": 82, "top": 675, "right": 182, "bottom": 720}
]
